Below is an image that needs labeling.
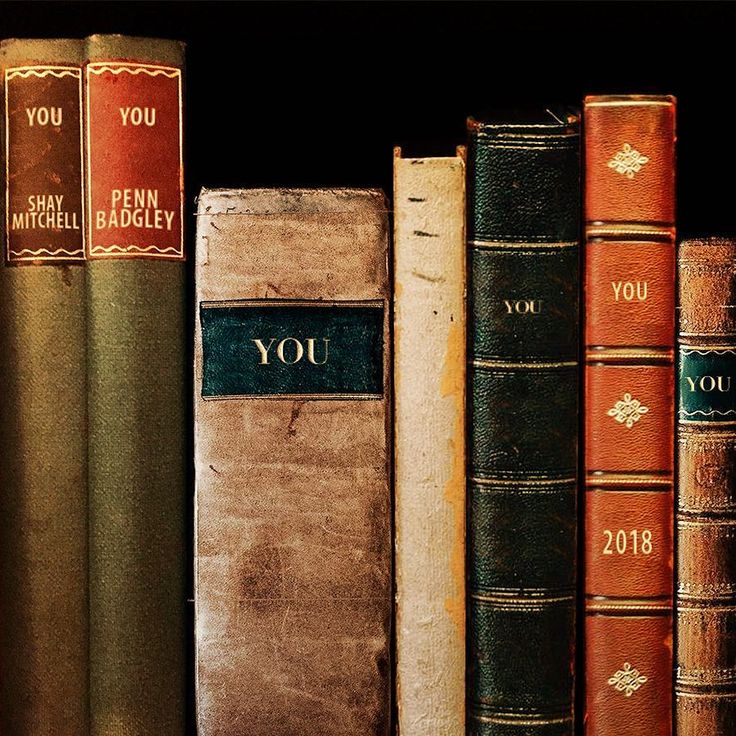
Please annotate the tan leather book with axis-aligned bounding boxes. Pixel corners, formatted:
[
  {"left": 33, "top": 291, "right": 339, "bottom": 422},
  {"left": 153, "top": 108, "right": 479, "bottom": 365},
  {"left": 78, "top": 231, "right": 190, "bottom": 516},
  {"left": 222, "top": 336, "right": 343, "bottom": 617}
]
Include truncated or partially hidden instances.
[
  {"left": 194, "top": 188, "right": 391, "bottom": 735},
  {"left": 676, "top": 238, "right": 736, "bottom": 735},
  {"left": 0, "top": 37, "right": 88, "bottom": 735},
  {"left": 393, "top": 149, "right": 466, "bottom": 736}
]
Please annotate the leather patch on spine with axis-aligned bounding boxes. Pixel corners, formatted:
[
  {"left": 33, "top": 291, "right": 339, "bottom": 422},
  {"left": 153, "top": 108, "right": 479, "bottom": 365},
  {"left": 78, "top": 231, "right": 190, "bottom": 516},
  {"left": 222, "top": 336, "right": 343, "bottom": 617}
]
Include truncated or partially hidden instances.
[
  {"left": 85, "top": 62, "right": 183, "bottom": 260},
  {"left": 200, "top": 300, "right": 384, "bottom": 399},
  {"left": 5, "top": 66, "right": 84, "bottom": 263},
  {"left": 679, "top": 348, "right": 736, "bottom": 424}
]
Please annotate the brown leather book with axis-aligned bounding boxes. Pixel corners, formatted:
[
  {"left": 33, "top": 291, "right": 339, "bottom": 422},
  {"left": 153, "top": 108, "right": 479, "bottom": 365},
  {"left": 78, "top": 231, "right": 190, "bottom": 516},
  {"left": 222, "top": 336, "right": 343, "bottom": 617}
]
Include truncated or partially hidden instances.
[
  {"left": 194, "top": 188, "right": 391, "bottom": 735},
  {"left": 583, "top": 95, "right": 676, "bottom": 735},
  {"left": 676, "top": 238, "right": 736, "bottom": 735}
]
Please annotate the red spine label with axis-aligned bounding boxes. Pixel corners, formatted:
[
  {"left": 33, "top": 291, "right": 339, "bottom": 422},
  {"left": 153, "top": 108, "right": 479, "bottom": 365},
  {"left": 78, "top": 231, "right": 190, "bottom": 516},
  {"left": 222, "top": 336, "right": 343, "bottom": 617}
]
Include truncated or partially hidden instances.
[
  {"left": 5, "top": 66, "right": 85, "bottom": 263},
  {"left": 85, "top": 62, "right": 183, "bottom": 260}
]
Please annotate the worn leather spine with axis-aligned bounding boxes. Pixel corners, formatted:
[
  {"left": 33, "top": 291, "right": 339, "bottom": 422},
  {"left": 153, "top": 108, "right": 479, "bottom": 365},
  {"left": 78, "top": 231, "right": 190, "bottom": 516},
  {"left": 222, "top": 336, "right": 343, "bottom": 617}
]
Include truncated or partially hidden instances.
[
  {"left": 394, "top": 149, "right": 466, "bottom": 736},
  {"left": 583, "top": 95, "right": 676, "bottom": 736},
  {"left": 0, "top": 38, "right": 89, "bottom": 735},
  {"left": 467, "top": 113, "right": 579, "bottom": 736},
  {"left": 676, "top": 238, "right": 736, "bottom": 735},
  {"left": 85, "top": 35, "right": 186, "bottom": 735},
  {"left": 194, "top": 188, "right": 391, "bottom": 736}
]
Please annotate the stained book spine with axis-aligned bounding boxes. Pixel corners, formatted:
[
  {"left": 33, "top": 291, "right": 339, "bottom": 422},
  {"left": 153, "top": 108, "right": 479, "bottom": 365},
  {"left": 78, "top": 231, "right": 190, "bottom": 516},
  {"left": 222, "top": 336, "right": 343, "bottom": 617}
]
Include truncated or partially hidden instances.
[
  {"left": 394, "top": 149, "right": 466, "bottom": 736},
  {"left": 676, "top": 238, "right": 736, "bottom": 735},
  {"left": 583, "top": 95, "right": 676, "bottom": 736},
  {"left": 0, "top": 38, "right": 88, "bottom": 735},
  {"left": 84, "top": 35, "right": 186, "bottom": 735},
  {"left": 194, "top": 188, "right": 391, "bottom": 736},
  {"left": 467, "top": 113, "right": 580, "bottom": 736}
]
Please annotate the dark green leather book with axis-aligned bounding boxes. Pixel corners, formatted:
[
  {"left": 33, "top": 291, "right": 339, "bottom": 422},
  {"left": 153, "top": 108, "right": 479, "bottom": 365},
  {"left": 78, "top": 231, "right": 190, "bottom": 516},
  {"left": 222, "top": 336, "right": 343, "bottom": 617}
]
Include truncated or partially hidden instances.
[
  {"left": 467, "top": 112, "right": 580, "bottom": 736},
  {"left": 84, "top": 35, "right": 186, "bottom": 735},
  {"left": 0, "top": 38, "right": 88, "bottom": 735}
]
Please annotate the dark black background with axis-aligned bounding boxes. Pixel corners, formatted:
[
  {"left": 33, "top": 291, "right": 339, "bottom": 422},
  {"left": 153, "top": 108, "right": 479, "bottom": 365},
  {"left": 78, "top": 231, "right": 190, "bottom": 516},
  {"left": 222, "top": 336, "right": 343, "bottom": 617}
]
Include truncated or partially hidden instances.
[
  {"left": 6, "top": 1, "right": 731, "bottom": 732},
  {"left": 6, "top": 0, "right": 736, "bottom": 237}
]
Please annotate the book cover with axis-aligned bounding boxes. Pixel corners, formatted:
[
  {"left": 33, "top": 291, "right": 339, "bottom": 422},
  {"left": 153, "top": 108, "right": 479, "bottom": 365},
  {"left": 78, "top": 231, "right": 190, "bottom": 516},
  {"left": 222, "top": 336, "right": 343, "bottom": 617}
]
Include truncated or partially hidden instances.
[
  {"left": 0, "top": 37, "right": 88, "bottom": 735},
  {"left": 467, "top": 111, "right": 580, "bottom": 735},
  {"left": 393, "top": 149, "right": 466, "bottom": 736},
  {"left": 676, "top": 238, "right": 736, "bottom": 735},
  {"left": 194, "top": 188, "right": 392, "bottom": 736},
  {"left": 84, "top": 34, "right": 186, "bottom": 735},
  {"left": 583, "top": 95, "right": 676, "bottom": 735}
]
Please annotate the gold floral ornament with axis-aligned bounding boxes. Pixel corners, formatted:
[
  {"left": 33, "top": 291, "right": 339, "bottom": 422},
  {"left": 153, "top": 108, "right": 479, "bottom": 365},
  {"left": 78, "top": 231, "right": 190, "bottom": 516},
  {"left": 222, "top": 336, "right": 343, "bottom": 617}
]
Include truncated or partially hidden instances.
[
  {"left": 607, "top": 393, "right": 649, "bottom": 429},
  {"left": 608, "top": 662, "right": 648, "bottom": 697},
  {"left": 608, "top": 143, "right": 649, "bottom": 179}
]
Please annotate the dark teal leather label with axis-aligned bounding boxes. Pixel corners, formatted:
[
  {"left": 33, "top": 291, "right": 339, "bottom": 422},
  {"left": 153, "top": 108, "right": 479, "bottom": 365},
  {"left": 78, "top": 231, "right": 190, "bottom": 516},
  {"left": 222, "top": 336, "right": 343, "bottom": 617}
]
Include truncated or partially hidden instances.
[
  {"left": 200, "top": 300, "right": 384, "bottom": 399},
  {"left": 679, "top": 347, "right": 736, "bottom": 423}
]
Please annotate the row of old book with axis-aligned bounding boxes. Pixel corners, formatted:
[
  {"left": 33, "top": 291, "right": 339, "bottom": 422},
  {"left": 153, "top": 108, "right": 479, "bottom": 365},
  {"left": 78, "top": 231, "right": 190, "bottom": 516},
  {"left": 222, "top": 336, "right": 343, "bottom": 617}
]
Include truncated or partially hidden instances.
[{"left": 0, "top": 33, "right": 732, "bottom": 736}]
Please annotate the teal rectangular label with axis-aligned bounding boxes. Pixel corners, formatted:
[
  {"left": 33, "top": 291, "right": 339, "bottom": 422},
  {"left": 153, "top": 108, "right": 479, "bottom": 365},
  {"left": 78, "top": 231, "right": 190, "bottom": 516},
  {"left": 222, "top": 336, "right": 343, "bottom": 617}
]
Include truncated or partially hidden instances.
[
  {"left": 679, "top": 347, "right": 736, "bottom": 423},
  {"left": 200, "top": 300, "right": 384, "bottom": 399}
]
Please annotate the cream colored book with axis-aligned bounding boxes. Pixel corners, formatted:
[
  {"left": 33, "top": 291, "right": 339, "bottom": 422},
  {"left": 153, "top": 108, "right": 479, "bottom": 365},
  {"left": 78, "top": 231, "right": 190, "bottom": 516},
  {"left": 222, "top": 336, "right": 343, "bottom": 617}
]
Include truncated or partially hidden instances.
[{"left": 393, "top": 148, "right": 467, "bottom": 736}]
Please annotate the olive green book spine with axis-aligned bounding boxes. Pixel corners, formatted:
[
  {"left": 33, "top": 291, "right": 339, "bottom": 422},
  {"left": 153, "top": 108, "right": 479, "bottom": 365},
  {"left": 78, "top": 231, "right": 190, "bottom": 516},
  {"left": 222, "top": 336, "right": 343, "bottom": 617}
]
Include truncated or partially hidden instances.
[
  {"left": 0, "top": 38, "right": 89, "bottom": 735},
  {"left": 84, "top": 34, "right": 186, "bottom": 735}
]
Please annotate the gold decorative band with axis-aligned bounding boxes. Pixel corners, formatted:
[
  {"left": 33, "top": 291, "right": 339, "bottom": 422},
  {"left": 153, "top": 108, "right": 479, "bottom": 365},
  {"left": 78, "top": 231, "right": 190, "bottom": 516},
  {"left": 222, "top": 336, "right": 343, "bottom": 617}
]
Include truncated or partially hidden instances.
[
  {"left": 586, "top": 346, "right": 674, "bottom": 362},
  {"left": 586, "top": 472, "right": 672, "bottom": 487},
  {"left": 586, "top": 598, "right": 671, "bottom": 614},
  {"left": 471, "top": 475, "right": 575, "bottom": 486},
  {"left": 471, "top": 358, "right": 577, "bottom": 369},
  {"left": 585, "top": 99, "right": 674, "bottom": 107},
  {"left": 586, "top": 223, "right": 674, "bottom": 239},
  {"left": 470, "top": 239, "right": 578, "bottom": 249},
  {"left": 473, "top": 591, "right": 574, "bottom": 604},
  {"left": 471, "top": 713, "right": 573, "bottom": 726}
]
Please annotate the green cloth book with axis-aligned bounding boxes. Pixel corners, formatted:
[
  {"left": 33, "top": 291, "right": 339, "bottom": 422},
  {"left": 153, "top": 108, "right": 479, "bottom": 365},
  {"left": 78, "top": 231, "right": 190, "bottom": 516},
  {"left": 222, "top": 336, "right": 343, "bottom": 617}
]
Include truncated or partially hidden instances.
[
  {"left": 0, "top": 37, "right": 89, "bottom": 735},
  {"left": 85, "top": 34, "right": 187, "bottom": 735}
]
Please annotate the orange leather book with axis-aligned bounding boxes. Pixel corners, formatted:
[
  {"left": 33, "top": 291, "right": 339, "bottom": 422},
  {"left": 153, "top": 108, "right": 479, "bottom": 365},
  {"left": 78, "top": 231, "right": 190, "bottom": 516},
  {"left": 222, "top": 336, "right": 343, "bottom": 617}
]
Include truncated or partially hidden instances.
[{"left": 583, "top": 96, "right": 676, "bottom": 735}]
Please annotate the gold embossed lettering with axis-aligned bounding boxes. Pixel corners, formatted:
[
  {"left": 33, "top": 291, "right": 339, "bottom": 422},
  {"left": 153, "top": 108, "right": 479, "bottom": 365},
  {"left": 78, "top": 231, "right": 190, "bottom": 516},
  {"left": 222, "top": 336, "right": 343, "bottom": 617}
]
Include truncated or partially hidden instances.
[
  {"left": 119, "top": 106, "right": 156, "bottom": 126},
  {"left": 688, "top": 375, "right": 732, "bottom": 392},
  {"left": 25, "top": 106, "right": 62, "bottom": 127},
  {"left": 611, "top": 281, "right": 647, "bottom": 301},
  {"left": 276, "top": 337, "right": 304, "bottom": 364},
  {"left": 503, "top": 299, "right": 542, "bottom": 315},
  {"left": 252, "top": 338, "right": 277, "bottom": 365},
  {"left": 602, "top": 529, "right": 652, "bottom": 555},
  {"left": 305, "top": 338, "right": 329, "bottom": 365}
]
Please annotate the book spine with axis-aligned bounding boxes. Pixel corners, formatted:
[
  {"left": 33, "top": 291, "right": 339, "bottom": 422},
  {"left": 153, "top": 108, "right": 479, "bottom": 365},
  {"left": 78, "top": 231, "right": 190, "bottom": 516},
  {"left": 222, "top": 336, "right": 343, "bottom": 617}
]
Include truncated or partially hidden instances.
[
  {"left": 0, "top": 38, "right": 88, "bottom": 735},
  {"left": 84, "top": 35, "right": 186, "bottom": 735},
  {"left": 583, "top": 95, "right": 676, "bottom": 735},
  {"left": 467, "top": 114, "right": 580, "bottom": 736},
  {"left": 676, "top": 238, "right": 736, "bottom": 735},
  {"left": 194, "top": 188, "right": 392, "bottom": 736},
  {"left": 393, "top": 149, "right": 466, "bottom": 736}
]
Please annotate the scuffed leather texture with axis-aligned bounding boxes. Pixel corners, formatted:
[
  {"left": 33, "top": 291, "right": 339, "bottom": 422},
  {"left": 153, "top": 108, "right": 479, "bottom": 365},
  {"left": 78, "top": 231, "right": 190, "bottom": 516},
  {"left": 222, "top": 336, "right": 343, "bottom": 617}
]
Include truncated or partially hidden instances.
[
  {"left": 585, "top": 96, "right": 675, "bottom": 224},
  {"left": 677, "top": 239, "right": 736, "bottom": 736},
  {"left": 583, "top": 95, "right": 675, "bottom": 736},
  {"left": 86, "top": 35, "right": 187, "bottom": 736},
  {"left": 585, "top": 240, "right": 674, "bottom": 348},
  {"left": 585, "top": 491, "right": 673, "bottom": 598},
  {"left": 468, "top": 118, "right": 580, "bottom": 243},
  {"left": 467, "top": 113, "right": 579, "bottom": 736},
  {"left": 585, "top": 616, "right": 672, "bottom": 736},
  {"left": 194, "top": 189, "right": 391, "bottom": 736},
  {"left": 471, "top": 248, "right": 578, "bottom": 362},
  {"left": 585, "top": 364, "right": 673, "bottom": 472},
  {"left": 0, "top": 38, "right": 89, "bottom": 736}
]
